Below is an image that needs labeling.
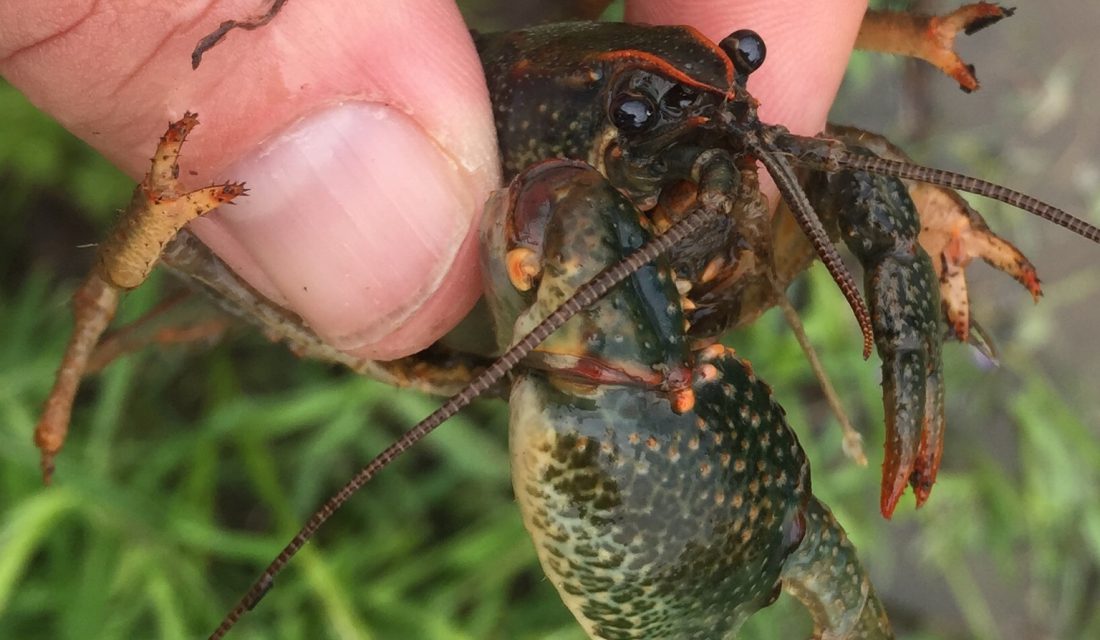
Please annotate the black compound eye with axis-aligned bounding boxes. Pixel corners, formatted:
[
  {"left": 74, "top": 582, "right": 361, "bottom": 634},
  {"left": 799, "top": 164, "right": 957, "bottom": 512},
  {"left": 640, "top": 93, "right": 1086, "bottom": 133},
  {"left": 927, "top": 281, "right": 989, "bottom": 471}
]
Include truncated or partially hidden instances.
[
  {"left": 609, "top": 93, "right": 657, "bottom": 134},
  {"left": 662, "top": 84, "right": 698, "bottom": 112},
  {"left": 719, "top": 29, "right": 766, "bottom": 78}
]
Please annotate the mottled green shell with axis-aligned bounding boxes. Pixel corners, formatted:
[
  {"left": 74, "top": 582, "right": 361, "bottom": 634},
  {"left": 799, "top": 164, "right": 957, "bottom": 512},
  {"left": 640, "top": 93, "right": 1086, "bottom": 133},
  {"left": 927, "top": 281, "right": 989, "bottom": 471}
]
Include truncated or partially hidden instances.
[{"left": 509, "top": 349, "right": 809, "bottom": 639}]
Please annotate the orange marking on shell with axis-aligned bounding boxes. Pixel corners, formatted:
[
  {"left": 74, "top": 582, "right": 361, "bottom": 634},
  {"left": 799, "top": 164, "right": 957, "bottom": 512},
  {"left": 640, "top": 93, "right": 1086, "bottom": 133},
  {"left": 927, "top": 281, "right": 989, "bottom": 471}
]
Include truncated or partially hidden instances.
[
  {"left": 700, "top": 344, "right": 726, "bottom": 361},
  {"left": 678, "top": 24, "right": 735, "bottom": 87},
  {"left": 669, "top": 388, "right": 695, "bottom": 414},
  {"left": 509, "top": 58, "right": 532, "bottom": 81},
  {"left": 506, "top": 247, "right": 540, "bottom": 291},
  {"left": 697, "top": 363, "right": 720, "bottom": 382},
  {"left": 588, "top": 49, "right": 730, "bottom": 96}
]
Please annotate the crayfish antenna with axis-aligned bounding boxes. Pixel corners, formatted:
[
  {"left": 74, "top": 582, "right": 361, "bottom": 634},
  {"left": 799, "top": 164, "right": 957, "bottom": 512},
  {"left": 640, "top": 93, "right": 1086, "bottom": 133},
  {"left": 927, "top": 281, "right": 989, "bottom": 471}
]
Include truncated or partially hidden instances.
[
  {"left": 774, "top": 293, "right": 867, "bottom": 467},
  {"left": 768, "top": 131, "right": 1100, "bottom": 246},
  {"left": 749, "top": 140, "right": 876, "bottom": 359},
  {"left": 832, "top": 153, "right": 1100, "bottom": 245}
]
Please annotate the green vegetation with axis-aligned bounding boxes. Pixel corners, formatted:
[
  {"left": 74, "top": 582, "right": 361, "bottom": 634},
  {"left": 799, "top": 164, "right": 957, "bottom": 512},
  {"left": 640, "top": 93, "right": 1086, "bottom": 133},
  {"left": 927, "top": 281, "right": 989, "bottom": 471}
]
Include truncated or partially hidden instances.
[{"left": 2, "top": 7, "right": 1099, "bottom": 640}]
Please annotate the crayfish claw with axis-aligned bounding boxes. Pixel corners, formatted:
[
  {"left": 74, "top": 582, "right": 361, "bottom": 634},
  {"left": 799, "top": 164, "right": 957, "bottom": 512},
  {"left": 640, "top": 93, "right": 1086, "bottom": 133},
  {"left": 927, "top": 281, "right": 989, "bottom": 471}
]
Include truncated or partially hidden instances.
[
  {"left": 857, "top": 2, "right": 1015, "bottom": 92},
  {"left": 809, "top": 153, "right": 946, "bottom": 517},
  {"left": 34, "top": 114, "right": 245, "bottom": 478},
  {"left": 912, "top": 359, "right": 946, "bottom": 508},
  {"left": 879, "top": 350, "right": 926, "bottom": 518},
  {"left": 909, "top": 180, "right": 1042, "bottom": 343}
]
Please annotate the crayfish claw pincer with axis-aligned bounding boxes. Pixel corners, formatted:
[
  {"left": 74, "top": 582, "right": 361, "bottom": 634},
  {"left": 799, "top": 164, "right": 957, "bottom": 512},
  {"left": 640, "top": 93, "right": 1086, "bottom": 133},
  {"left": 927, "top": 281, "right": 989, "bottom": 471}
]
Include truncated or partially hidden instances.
[
  {"left": 34, "top": 113, "right": 246, "bottom": 481},
  {"left": 857, "top": 2, "right": 1016, "bottom": 92},
  {"left": 814, "top": 163, "right": 947, "bottom": 517}
]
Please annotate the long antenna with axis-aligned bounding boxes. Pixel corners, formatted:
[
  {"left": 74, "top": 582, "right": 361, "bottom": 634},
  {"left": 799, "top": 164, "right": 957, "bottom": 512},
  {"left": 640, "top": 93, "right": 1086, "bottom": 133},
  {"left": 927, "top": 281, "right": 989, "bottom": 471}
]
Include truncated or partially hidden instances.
[
  {"left": 208, "top": 201, "right": 719, "bottom": 639},
  {"left": 832, "top": 152, "right": 1100, "bottom": 244},
  {"left": 749, "top": 140, "right": 875, "bottom": 358}
]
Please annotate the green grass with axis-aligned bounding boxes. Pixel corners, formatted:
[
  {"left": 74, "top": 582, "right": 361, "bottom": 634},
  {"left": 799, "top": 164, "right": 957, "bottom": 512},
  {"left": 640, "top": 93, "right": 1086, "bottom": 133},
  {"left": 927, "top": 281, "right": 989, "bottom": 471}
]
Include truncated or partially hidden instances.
[{"left": 3, "top": 5, "right": 1100, "bottom": 639}]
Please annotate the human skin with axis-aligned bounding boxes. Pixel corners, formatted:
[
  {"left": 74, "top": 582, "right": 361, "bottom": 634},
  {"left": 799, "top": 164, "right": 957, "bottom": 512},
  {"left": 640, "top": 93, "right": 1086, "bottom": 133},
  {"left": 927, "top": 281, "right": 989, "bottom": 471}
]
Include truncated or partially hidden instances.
[{"left": 0, "top": 0, "right": 867, "bottom": 359}]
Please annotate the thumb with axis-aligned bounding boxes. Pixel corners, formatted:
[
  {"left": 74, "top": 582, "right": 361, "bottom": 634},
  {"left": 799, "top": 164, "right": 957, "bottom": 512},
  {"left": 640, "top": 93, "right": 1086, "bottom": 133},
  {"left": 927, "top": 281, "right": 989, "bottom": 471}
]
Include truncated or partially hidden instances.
[{"left": 0, "top": 0, "right": 501, "bottom": 360}]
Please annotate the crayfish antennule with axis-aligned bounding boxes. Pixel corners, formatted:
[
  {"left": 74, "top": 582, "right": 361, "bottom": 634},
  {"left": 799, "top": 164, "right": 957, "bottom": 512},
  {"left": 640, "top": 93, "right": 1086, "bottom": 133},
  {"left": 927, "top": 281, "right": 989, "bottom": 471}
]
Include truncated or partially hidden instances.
[{"left": 750, "top": 141, "right": 876, "bottom": 361}]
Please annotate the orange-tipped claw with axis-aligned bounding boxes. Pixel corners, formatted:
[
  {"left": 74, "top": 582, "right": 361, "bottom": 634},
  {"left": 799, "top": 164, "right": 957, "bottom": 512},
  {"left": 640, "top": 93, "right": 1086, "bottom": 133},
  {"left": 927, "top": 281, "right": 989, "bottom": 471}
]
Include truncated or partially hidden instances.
[
  {"left": 857, "top": 3, "right": 1016, "bottom": 92},
  {"left": 910, "top": 182, "right": 1043, "bottom": 344},
  {"left": 912, "top": 360, "right": 946, "bottom": 508},
  {"left": 821, "top": 157, "right": 953, "bottom": 517},
  {"left": 878, "top": 351, "right": 926, "bottom": 518},
  {"left": 878, "top": 313, "right": 946, "bottom": 518}
]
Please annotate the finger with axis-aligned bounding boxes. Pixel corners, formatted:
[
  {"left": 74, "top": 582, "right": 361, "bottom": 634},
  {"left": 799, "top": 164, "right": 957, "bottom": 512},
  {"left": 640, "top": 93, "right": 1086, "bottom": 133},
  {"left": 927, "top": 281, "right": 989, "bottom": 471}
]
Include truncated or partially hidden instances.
[{"left": 0, "top": 0, "right": 500, "bottom": 360}]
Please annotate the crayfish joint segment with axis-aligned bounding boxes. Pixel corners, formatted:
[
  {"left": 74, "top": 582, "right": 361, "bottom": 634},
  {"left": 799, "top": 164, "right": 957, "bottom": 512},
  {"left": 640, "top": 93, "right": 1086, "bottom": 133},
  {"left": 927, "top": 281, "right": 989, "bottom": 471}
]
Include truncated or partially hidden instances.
[
  {"left": 858, "top": 2, "right": 1015, "bottom": 92},
  {"left": 34, "top": 112, "right": 246, "bottom": 482},
  {"left": 99, "top": 114, "right": 247, "bottom": 290},
  {"left": 781, "top": 499, "right": 893, "bottom": 638},
  {"left": 34, "top": 275, "right": 119, "bottom": 483}
]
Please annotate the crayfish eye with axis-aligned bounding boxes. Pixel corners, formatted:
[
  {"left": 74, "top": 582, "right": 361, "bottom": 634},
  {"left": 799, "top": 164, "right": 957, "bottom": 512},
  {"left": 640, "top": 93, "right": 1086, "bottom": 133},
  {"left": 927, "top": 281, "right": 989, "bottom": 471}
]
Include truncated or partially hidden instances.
[
  {"left": 609, "top": 93, "right": 657, "bottom": 134},
  {"left": 719, "top": 29, "right": 766, "bottom": 78}
]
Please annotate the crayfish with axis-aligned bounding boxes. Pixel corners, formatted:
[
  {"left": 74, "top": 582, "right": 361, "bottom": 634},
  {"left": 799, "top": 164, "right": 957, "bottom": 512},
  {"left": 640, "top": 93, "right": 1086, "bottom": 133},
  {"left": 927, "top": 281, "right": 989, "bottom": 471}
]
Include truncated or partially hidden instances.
[{"left": 23, "top": 2, "right": 1100, "bottom": 639}]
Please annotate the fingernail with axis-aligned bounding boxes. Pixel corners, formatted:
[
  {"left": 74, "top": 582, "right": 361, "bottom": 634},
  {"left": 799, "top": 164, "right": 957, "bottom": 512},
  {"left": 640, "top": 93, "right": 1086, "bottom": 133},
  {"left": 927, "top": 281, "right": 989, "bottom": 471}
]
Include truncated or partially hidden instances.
[{"left": 189, "top": 103, "right": 483, "bottom": 359}]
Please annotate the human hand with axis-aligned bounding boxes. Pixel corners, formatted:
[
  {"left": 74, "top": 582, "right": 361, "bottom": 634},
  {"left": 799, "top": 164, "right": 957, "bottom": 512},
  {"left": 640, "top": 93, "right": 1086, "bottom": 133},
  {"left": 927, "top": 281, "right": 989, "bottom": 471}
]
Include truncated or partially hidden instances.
[{"left": 0, "top": 0, "right": 866, "bottom": 360}]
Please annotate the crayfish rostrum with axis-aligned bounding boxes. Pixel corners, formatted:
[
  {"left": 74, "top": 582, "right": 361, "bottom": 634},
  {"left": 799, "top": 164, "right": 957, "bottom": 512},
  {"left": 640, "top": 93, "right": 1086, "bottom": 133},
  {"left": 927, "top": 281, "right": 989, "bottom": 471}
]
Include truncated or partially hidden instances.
[{"left": 21, "top": 2, "right": 1100, "bottom": 639}]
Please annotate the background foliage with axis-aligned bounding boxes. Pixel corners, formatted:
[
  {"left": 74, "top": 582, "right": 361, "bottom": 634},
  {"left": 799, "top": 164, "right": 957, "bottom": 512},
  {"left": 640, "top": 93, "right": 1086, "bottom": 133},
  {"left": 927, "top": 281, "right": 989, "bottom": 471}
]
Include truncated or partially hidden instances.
[{"left": 2, "top": 1, "right": 1099, "bottom": 638}]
